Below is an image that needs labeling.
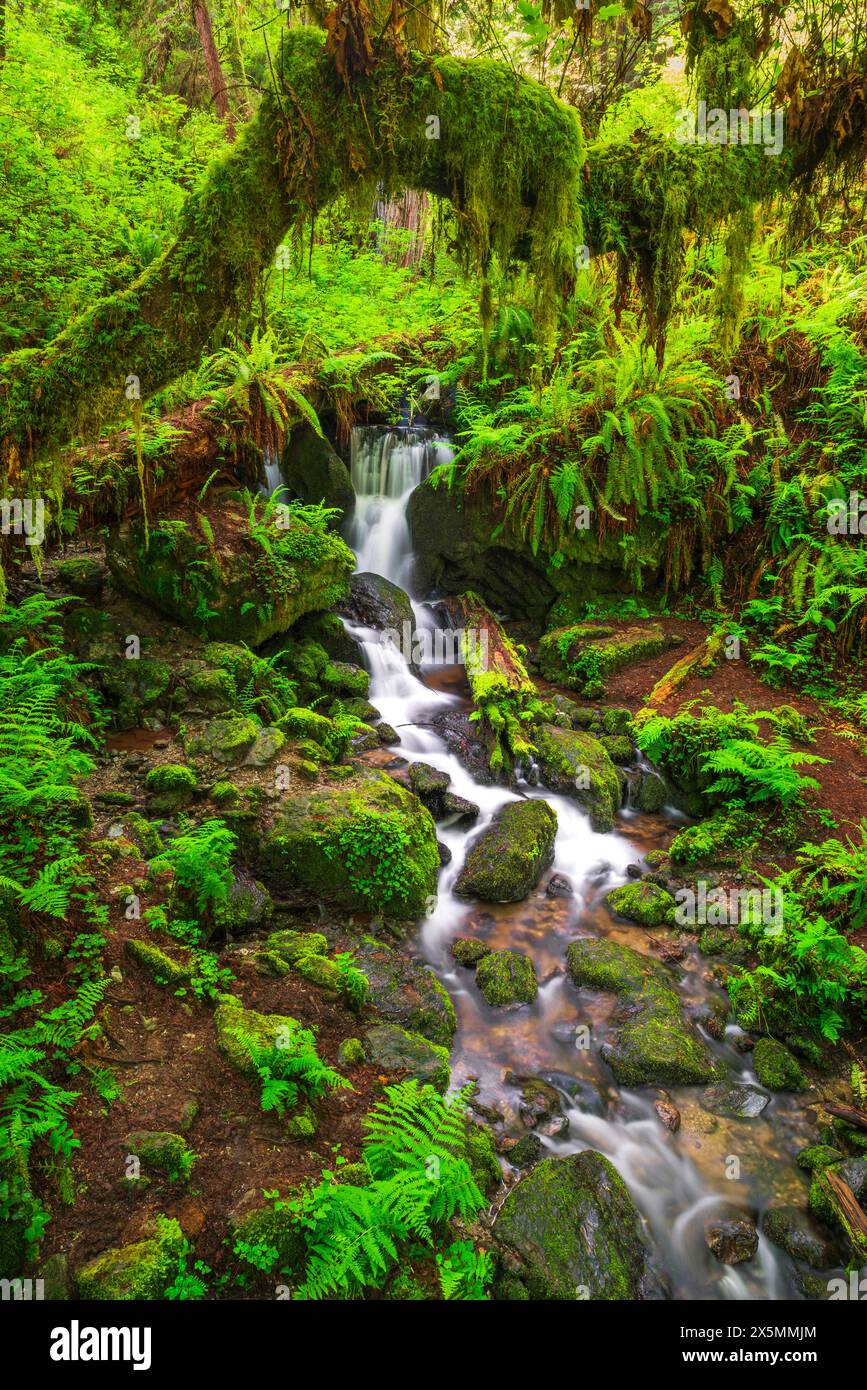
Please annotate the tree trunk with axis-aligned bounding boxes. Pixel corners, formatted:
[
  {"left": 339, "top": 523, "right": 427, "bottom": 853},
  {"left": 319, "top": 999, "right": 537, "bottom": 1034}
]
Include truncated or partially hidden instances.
[
  {"left": 191, "top": 0, "right": 236, "bottom": 139},
  {"left": 373, "top": 187, "right": 428, "bottom": 267}
]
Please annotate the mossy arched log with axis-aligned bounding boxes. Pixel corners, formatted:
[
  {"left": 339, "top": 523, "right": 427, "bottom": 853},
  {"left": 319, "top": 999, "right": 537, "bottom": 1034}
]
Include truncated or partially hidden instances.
[{"left": 0, "top": 25, "right": 583, "bottom": 462}]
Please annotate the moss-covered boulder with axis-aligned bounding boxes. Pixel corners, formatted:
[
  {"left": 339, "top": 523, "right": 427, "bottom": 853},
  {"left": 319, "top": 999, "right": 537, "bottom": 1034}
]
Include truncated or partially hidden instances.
[
  {"left": 533, "top": 724, "right": 621, "bottom": 831},
  {"left": 566, "top": 938, "right": 719, "bottom": 1087},
  {"left": 145, "top": 763, "right": 196, "bottom": 812},
  {"left": 257, "top": 766, "right": 439, "bottom": 917},
  {"left": 106, "top": 500, "right": 354, "bottom": 646},
  {"left": 227, "top": 1189, "right": 305, "bottom": 1272},
  {"left": 281, "top": 421, "right": 355, "bottom": 517},
  {"left": 351, "top": 938, "right": 456, "bottom": 1046},
  {"left": 75, "top": 1216, "right": 184, "bottom": 1300},
  {"left": 606, "top": 880, "right": 677, "bottom": 928},
  {"left": 538, "top": 623, "right": 678, "bottom": 697},
  {"left": 364, "top": 1023, "right": 450, "bottom": 1092},
  {"left": 475, "top": 949, "right": 538, "bottom": 1007},
  {"left": 455, "top": 799, "right": 557, "bottom": 903},
  {"left": 452, "top": 937, "right": 491, "bottom": 967},
  {"left": 493, "top": 1151, "right": 649, "bottom": 1299},
  {"left": 338, "top": 570, "right": 413, "bottom": 633},
  {"left": 97, "top": 654, "right": 172, "bottom": 731},
  {"left": 762, "top": 1206, "right": 842, "bottom": 1269},
  {"left": 123, "top": 1130, "right": 195, "bottom": 1180},
  {"left": 214, "top": 994, "right": 305, "bottom": 1079},
  {"left": 268, "top": 928, "right": 329, "bottom": 961},
  {"left": 183, "top": 715, "right": 261, "bottom": 766},
  {"left": 753, "top": 1037, "right": 807, "bottom": 1091},
  {"left": 125, "top": 938, "right": 193, "bottom": 988}
]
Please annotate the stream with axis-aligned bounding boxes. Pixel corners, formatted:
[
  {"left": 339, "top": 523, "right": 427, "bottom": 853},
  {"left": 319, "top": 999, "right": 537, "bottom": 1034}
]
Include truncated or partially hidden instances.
[{"left": 328, "top": 424, "right": 818, "bottom": 1298}]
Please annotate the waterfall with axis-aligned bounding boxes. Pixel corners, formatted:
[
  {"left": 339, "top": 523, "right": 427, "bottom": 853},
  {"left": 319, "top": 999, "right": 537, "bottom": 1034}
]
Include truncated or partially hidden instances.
[{"left": 348, "top": 424, "right": 452, "bottom": 590}]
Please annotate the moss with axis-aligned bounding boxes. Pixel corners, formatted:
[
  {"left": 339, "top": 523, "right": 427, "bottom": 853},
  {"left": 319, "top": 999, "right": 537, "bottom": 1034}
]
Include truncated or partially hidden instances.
[
  {"left": 602, "top": 708, "right": 633, "bottom": 736},
  {"left": 125, "top": 938, "right": 192, "bottom": 988},
  {"left": 796, "top": 1144, "right": 843, "bottom": 1173},
  {"left": 123, "top": 811, "right": 164, "bottom": 858},
  {"left": 228, "top": 1196, "right": 304, "bottom": 1273},
  {"left": 566, "top": 938, "right": 718, "bottom": 1086},
  {"left": 669, "top": 809, "right": 758, "bottom": 865},
  {"left": 184, "top": 715, "right": 261, "bottom": 766},
  {"left": 291, "top": 951, "right": 343, "bottom": 996},
  {"left": 124, "top": 1130, "right": 195, "bottom": 1180},
  {"left": 493, "top": 1151, "right": 647, "bottom": 1299},
  {"left": 278, "top": 706, "right": 334, "bottom": 746},
  {"left": 185, "top": 666, "right": 237, "bottom": 710},
  {"left": 451, "top": 937, "right": 491, "bottom": 967},
  {"left": 753, "top": 1037, "right": 807, "bottom": 1092},
  {"left": 286, "top": 1103, "right": 318, "bottom": 1140},
  {"left": 258, "top": 766, "right": 439, "bottom": 917},
  {"left": 145, "top": 763, "right": 196, "bottom": 811},
  {"left": 75, "top": 1216, "right": 184, "bottom": 1300},
  {"left": 466, "top": 1122, "right": 501, "bottom": 1195},
  {"left": 533, "top": 724, "right": 621, "bottom": 831},
  {"left": 538, "top": 624, "right": 674, "bottom": 696},
  {"left": 338, "top": 1037, "right": 366, "bottom": 1066},
  {"left": 268, "top": 928, "right": 329, "bottom": 962},
  {"left": 214, "top": 994, "right": 305, "bottom": 1079},
  {"left": 475, "top": 949, "right": 538, "bottom": 1006},
  {"left": 599, "top": 734, "right": 633, "bottom": 764},
  {"left": 606, "top": 880, "right": 676, "bottom": 928},
  {"left": 322, "top": 661, "right": 369, "bottom": 698},
  {"left": 211, "top": 780, "right": 241, "bottom": 805},
  {"left": 364, "top": 1023, "right": 450, "bottom": 1092},
  {"left": 455, "top": 799, "right": 557, "bottom": 903}
]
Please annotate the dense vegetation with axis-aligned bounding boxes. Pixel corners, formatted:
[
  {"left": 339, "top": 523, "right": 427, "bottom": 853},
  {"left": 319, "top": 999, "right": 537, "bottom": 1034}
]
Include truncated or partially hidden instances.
[{"left": 1, "top": 0, "right": 866, "bottom": 1311}]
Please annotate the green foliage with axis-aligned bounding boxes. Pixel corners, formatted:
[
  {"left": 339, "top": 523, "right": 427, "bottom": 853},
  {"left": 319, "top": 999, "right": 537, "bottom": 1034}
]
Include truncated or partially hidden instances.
[
  {"left": 436, "top": 1239, "right": 493, "bottom": 1300},
  {"left": 288, "top": 1081, "right": 486, "bottom": 1300},
  {"left": 250, "top": 1036, "right": 349, "bottom": 1119},
  {"left": 150, "top": 819, "right": 237, "bottom": 927},
  {"left": 328, "top": 810, "right": 415, "bottom": 911}
]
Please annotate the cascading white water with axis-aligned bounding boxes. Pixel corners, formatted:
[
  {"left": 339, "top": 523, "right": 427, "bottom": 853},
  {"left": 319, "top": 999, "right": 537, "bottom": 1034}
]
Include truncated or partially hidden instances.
[{"left": 345, "top": 422, "right": 805, "bottom": 1301}]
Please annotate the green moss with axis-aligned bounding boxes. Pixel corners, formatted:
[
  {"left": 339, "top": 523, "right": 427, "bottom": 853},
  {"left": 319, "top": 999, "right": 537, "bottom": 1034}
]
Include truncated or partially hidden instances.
[
  {"left": 466, "top": 1123, "right": 501, "bottom": 1195},
  {"left": 279, "top": 706, "right": 334, "bottom": 745},
  {"left": 125, "top": 938, "right": 193, "bottom": 987},
  {"left": 753, "top": 1037, "right": 807, "bottom": 1092},
  {"left": 211, "top": 780, "right": 241, "bottom": 805},
  {"left": 796, "top": 1144, "right": 843, "bottom": 1173},
  {"left": 669, "top": 809, "right": 758, "bottom": 865},
  {"left": 602, "top": 708, "right": 634, "bottom": 736},
  {"left": 338, "top": 1037, "right": 366, "bottom": 1066},
  {"left": 538, "top": 624, "right": 673, "bottom": 696},
  {"left": 600, "top": 734, "right": 633, "bottom": 764},
  {"left": 364, "top": 1023, "right": 451, "bottom": 1093},
  {"left": 452, "top": 937, "right": 491, "bottom": 967},
  {"left": 228, "top": 1196, "right": 304, "bottom": 1273},
  {"left": 75, "top": 1216, "right": 184, "bottom": 1300},
  {"left": 124, "top": 1130, "right": 195, "bottom": 1180},
  {"left": 566, "top": 938, "right": 718, "bottom": 1086},
  {"left": 475, "top": 949, "right": 538, "bottom": 1006},
  {"left": 533, "top": 723, "right": 621, "bottom": 831},
  {"left": 268, "top": 928, "right": 329, "bottom": 961},
  {"left": 606, "top": 880, "right": 676, "bottom": 928},
  {"left": 184, "top": 715, "right": 261, "bottom": 766},
  {"left": 322, "top": 661, "right": 369, "bottom": 698},
  {"left": 145, "top": 763, "right": 196, "bottom": 811},
  {"left": 455, "top": 799, "right": 557, "bottom": 903},
  {"left": 214, "top": 994, "right": 305, "bottom": 1079},
  {"left": 123, "top": 811, "right": 164, "bottom": 859}
]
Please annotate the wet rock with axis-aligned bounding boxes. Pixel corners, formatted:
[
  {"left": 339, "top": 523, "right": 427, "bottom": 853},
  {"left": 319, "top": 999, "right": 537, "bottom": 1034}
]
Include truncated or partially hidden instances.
[
  {"left": 637, "top": 771, "right": 667, "bottom": 814},
  {"left": 214, "top": 873, "right": 274, "bottom": 938},
  {"left": 281, "top": 421, "right": 355, "bottom": 516},
  {"left": 701, "top": 1082, "right": 770, "bottom": 1120},
  {"left": 566, "top": 938, "right": 719, "bottom": 1087},
  {"left": 441, "top": 791, "right": 480, "bottom": 825},
  {"left": 509, "top": 1133, "right": 544, "bottom": 1168},
  {"left": 337, "top": 570, "right": 413, "bottom": 633},
  {"left": 762, "top": 1206, "right": 842, "bottom": 1269},
  {"left": 512, "top": 1075, "right": 566, "bottom": 1135},
  {"left": 455, "top": 799, "right": 557, "bottom": 903},
  {"left": 654, "top": 1099, "right": 681, "bottom": 1132},
  {"left": 493, "top": 1151, "right": 651, "bottom": 1299},
  {"left": 363, "top": 1023, "right": 450, "bottom": 1092},
  {"left": 431, "top": 707, "right": 499, "bottom": 784},
  {"left": 257, "top": 765, "right": 440, "bottom": 917},
  {"left": 55, "top": 554, "right": 105, "bottom": 598},
  {"left": 476, "top": 949, "right": 538, "bottom": 1007},
  {"left": 605, "top": 880, "right": 677, "bottom": 928},
  {"left": 243, "top": 726, "right": 286, "bottom": 767},
  {"left": 796, "top": 1144, "right": 844, "bottom": 1173},
  {"left": 451, "top": 938, "right": 491, "bottom": 967},
  {"left": 753, "top": 1037, "right": 807, "bottom": 1092},
  {"left": 437, "top": 840, "right": 452, "bottom": 866},
  {"left": 704, "top": 1213, "right": 759, "bottom": 1264},
  {"left": 123, "top": 1130, "right": 195, "bottom": 1180},
  {"left": 376, "top": 722, "right": 399, "bottom": 745},
  {"left": 809, "top": 1157, "right": 867, "bottom": 1228},
  {"left": 408, "top": 761, "right": 450, "bottom": 815},
  {"left": 351, "top": 937, "right": 456, "bottom": 1046},
  {"left": 546, "top": 874, "right": 573, "bottom": 899},
  {"left": 533, "top": 724, "right": 622, "bottom": 831}
]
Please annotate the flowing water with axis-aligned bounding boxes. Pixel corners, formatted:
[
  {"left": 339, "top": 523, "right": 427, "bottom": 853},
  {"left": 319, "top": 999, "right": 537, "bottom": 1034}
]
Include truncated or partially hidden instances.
[{"left": 338, "top": 423, "right": 818, "bottom": 1299}]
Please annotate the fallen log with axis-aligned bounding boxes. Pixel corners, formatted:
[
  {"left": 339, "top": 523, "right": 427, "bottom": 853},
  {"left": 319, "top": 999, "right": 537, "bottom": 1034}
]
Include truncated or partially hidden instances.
[
  {"left": 816, "top": 1168, "right": 867, "bottom": 1262},
  {"left": 822, "top": 1101, "right": 867, "bottom": 1133}
]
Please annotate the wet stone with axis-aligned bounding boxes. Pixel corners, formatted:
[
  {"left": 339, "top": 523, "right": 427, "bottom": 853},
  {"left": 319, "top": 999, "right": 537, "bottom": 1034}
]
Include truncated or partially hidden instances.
[{"left": 701, "top": 1082, "right": 770, "bottom": 1119}]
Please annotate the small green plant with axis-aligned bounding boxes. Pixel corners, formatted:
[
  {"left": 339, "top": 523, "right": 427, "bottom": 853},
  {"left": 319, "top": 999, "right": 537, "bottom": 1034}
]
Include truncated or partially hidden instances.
[{"left": 436, "top": 1239, "right": 493, "bottom": 1300}]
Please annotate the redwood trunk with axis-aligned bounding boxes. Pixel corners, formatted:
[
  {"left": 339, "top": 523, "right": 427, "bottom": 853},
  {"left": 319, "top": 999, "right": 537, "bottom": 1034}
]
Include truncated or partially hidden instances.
[{"left": 191, "top": 0, "right": 235, "bottom": 140}]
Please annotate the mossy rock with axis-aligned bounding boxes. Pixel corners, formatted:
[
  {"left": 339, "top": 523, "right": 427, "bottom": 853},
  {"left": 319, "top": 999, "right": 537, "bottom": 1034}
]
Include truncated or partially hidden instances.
[
  {"left": 451, "top": 937, "right": 491, "bottom": 967},
  {"left": 466, "top": 1122, "right": 502, "bottom": 1195},
  {"left": 605, "top": 880, "right": 676, "bottom": 928},
  {"left": 55, "top": 555, "right": 105, "bottom": 598},
  {"left": 566, "top": 938, "right": 719, "bottom": 1087},
  {"left": 493, "top": 1151, "right": 649, "bottom": 1299},
  {"left": 182, "top": 665, "right": 238, "bottom": 712},
  {"left": 637, "top": 771, "right": 667, "bottom": 813},
  {"left": 455, "top": 799, "right": 557, "bottom": 903},
  {"left": 214, "top": 994, "right": 304, "bottom": 1079},
  {"left": 124, "top": 1130, "right": 195, "bottom": 1180},
  {"left": 322, "top": 660, "right": 369, "bottom": 699},
  {"left": 364, "top": 1023, "right": 450, "bottom": 1092},
  {"left": 475, "top": 949, "right": 538, "bottom": 1007},
  {"left": 122, "top": 811, "right": 164, "bottom": 859},
  {"left": 214, "top": 874, "right": 274, "bottom": 937},
  {"left": 533, "top": 724, "right": 621, "bottom": 831},
  {"left": 227, "top": 1189, "right": 305, "bottom": 1273},
  {"left": 145, "top": 763, "right": 196, "bottom": 811},
  {"left": 809, "top": 1158, "right": 867, "bottom": 1231},
  {"left": 601, "top": 708, "right": 633, "bottom": 736},
  {"left": 105, "top": 502, "right": 354, "bottom": 646},
  {"left": 183, "top": 715, "right": 261, "bottom": 766},
  {"left": 278, "top": 706, "right": 334, "bottom": 747},
  {"left": 538, "top": 624, "right": 676, "bottom": 696},
  {"left": 281, "top": 420, "right": 355, "bottom": 517},
  {"left": 257, "top": 765, "right": 439, "bottom": 917},
  {"left": 669, "top": 809, "right": 758, "bottom": 866},
  {"left": 599, "top": 734, "right": 634, "bottom": 765},
  {"left": 761, "top": 1206, "right": 842, "bottom": 1270},
  {"left": 796, "top": 1144, "right": 843, "bottom": 1173},
  {"left": 268, "top": 928, "right": 329, "bottom": 962},
  {"left": 75, "top": 1216, "right": 184, "bottom": 1300},
  {"left": 291, "top": 951, "right": 343, "bottom": 996},
  {"left": 125, "top": 938, "right": 192, "bottom": 988},
  {"left": 211, "top": 781, "right": 241, "bottom": 806},
  {"left": 338, "top": 1037, "right": 366, "bottom": 1066},
  {"left": 244, "top": 726, "right": 286, "bottom": 766},
  {"left": 753, "top": 1037, "right": 807, "bottom": 1092},
  {"left": 352, "top": 938, "right": 456, "bottom": 1046}
]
